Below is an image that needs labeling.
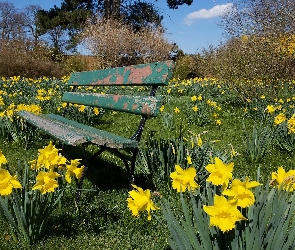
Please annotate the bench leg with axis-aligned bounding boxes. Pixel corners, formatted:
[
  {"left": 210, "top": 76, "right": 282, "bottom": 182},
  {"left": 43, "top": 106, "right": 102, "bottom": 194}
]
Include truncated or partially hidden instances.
[{"left": 129, "top": 148, "right": 139, "bottom": 189}]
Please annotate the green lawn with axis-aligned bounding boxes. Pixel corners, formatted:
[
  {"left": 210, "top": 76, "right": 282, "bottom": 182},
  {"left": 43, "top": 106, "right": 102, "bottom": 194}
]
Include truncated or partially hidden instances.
[{"left": 1, "top": 77, "right": 295, "bottom": 249}]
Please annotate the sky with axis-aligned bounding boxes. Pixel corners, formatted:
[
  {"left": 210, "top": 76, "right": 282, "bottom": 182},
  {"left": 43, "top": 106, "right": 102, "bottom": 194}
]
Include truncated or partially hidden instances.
[{"left": 5, "top": 0, "right": 233, "bottom": 54}]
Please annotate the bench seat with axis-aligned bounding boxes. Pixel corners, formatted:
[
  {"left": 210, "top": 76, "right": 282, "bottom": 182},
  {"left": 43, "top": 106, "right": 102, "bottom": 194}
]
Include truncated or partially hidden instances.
[{"left": 18, "top": 110, "right": 138, "bottom": 148}]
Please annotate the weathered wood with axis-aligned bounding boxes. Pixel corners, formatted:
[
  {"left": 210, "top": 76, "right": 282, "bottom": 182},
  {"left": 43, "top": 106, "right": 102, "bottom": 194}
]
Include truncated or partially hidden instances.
[
  {"left": 18, "top": 111, "right": 138, "bottom": 148},
  {"left": 62, "top": 92, "right": 163, "bottom": 116},
  {"left": 46, "top": 114, "right": 138, "bottom": 148},
  {"left": 18, "top": 111, "right": 87, "bottom": 146},
  {"left": 68, "top": 60, "right": 174, "bottom": 86}
]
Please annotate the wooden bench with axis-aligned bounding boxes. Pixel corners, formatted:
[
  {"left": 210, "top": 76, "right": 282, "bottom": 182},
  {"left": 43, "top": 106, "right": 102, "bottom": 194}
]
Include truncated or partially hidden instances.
[{"left": 18, "top": 61, "right": 174, "bottom": 191}]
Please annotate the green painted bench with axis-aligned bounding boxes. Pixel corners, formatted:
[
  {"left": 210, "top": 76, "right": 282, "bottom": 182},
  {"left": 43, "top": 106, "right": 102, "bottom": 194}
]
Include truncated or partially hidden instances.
[{"left": 18, "top": 61, "right": 174, "bottom": 191}]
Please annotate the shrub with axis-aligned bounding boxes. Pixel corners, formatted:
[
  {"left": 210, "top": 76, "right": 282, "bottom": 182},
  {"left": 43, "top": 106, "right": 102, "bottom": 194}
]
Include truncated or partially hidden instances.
[
  {"left": 0, "top": 39, "right": 66, "bottom": 78},
  {"left": 81, "top": 18, "right": 174, "bottom": 68}
]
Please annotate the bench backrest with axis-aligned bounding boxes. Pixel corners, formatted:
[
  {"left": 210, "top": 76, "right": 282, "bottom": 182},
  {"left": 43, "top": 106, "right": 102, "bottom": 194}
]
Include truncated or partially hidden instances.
[
  {"left": 67, "top": 60, "right": 174, "bottom": 86},
  {"left": 62, "top": 61, "right": 174, "bottom": 117}
]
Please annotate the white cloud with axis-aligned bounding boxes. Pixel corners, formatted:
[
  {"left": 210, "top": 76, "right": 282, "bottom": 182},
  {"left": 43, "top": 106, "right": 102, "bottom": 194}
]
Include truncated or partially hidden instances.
[{"left": 184, "top": 3, "right": 234, "bottom": 25}]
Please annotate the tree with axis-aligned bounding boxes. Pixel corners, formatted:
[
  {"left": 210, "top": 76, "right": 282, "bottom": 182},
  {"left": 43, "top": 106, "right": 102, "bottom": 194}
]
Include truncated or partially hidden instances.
[
  {"left": 165, "top": 0, "right": 193, "bottom": 9},
  {"left": 220, "top": 0, "right": 295, "bottom": 38},
  {"left": 36, "top": 0, "right": 94, "bottom": 54},
  {"left": 23, "top": 5, "right": 42, "bottom": 44},
  {"left": 0, "top": 2, "right": 27, "bottom": 40},
  {"left": 36, "top": 6, "right": 68, "bottom": 55}
]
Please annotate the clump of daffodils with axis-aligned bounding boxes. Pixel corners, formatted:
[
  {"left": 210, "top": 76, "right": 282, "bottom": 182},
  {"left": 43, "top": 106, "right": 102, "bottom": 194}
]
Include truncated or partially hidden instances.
[
  {"left": 203, "top": 157, "right": 261, "bottom": 232},
  {"left": 29, "top": 141, "right": 85, "bottom": 194},
  {"left": 0, "top": 142, "right": 85, "bottom": 197},
  {"left": 127, "top": 155, "right": 295, "bottom": 235}
]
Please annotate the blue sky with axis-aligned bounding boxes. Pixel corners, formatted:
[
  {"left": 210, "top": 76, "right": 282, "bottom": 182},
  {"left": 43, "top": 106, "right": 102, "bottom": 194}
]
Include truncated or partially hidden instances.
[{"left": 6, "top": 0, "right": 233, "bottom": 54}]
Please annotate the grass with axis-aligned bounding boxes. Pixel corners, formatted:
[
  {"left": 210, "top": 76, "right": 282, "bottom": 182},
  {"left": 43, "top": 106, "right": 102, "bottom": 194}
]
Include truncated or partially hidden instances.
[{"left": 1, "top": 77, "right": 295, "bottom": 248}]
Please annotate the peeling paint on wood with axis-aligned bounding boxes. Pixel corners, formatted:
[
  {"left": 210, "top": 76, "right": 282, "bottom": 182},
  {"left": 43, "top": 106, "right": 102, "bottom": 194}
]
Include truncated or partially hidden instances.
[
  {"left": 68, "top": 60, "right": 175, "bottom": 86},
  {"left": 62, "top": 92, "right": 163, "bottom": 116}
]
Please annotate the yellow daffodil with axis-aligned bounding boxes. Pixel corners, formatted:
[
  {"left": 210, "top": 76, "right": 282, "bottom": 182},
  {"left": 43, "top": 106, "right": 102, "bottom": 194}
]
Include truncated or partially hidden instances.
[
  {"left": 203, "top": 195, "right": 247, "bottom": 232},
  {"left": 93, "top": 107, "right": 100, "bottom": 115},
  {"left": 205, "top": 157, "right": 234, "bottom": 187},
  {"left": 266, "top": 105, "right": 276, "bottom": 114},
  {"left": 270, "top": 166, "right": 295, "bottom": 191},
  {"left": 65, "top": 159, "right": 85, "bottom": 183},
  {"left": 274, "top": 113, "right": 286, "bottom": 125},
  {"left": 78, "top": 105, "right": 86, "bottom": 112},
  {"left": 127, "top": 185, "right": 159, "bottom": 220},
  {"left": 223, "top": 177, "right": 261, "bottom": 208},
  {"left": 0, "top": 169, "right": 22, "bottom": 196},
  {"left": 174, "top": 107, "right": 180, "bottom": 113},
  {"left": 170, "top": 165, "right": 199, "bottom": 192},
  {"left": 0, "top": 151, "right": 8, "bottom": 167},
  {"left": 192, "top": 106, "right": 198, "bottom": 112},
  {"left": 32, "top": 171, "right": 60, "bottom": 194},
  {"left": 191, "top": 96, "right": 197, "bottom": 101},
  {"left": 61, "top": 102, "right": 68, "bottom": 108},
  {"left": 223, "top": 185, "right": 255, "bottom": 208},
  {"left": 0, "top": 96, "right": 4, "bottom": 106},
  {"left": 287, "top": 115, "right": 295, "bottom": 134},
  {"left": 36, "top": 141, "right": 62, "bottom": 169}
]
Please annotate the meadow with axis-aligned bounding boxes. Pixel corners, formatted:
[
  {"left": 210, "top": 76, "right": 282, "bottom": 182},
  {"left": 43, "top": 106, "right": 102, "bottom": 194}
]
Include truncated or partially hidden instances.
[{"left": 1, "top": 76, "right": 295, "bottom": 249}]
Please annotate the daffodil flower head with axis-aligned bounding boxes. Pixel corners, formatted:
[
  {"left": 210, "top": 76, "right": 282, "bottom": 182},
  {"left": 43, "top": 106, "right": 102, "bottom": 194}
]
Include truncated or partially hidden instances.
[
  {"left": 271, "top": 166, "right": 295, "bottom": 191},
  {"left": 170, "top": 165, "right": 199, "bottom": 192},
  {"left": 0, "top": 150, "right": 8, "bottom": 167},
  {"left": 203, "top": 195, "right": 247, "bottom": 232},
  {"left": 274, "top": 113, "right": 286, "bottom": 125},
  {"left": 191, "top": 95, "right": 197, "bottom": 101},
  {"left": 192, "top": 106, "right": 198, "bottom": 112},
  {"left": 127, "top": 185, "right": 159, "bottom": 220},
  {"left": 205, "top": 157, "right": 234, "bottom": 187},
  {"left": 223, "top": 185, "right": 256, "bottom": 208},
  {"left": 0, "top": 169, "right": 22, "bottom": 196},
  {"left": 65, "top": 159, "right": 84, "bottom": 183},
  {"left": 266, "top": 105, "right": 276, "bottom": 114},
  {"left": 32, "top": 171, "right": 60, "bottom": 194},
  {"left": 37, "top": 141, "right": 61, "bottom": 169},
  {"left": 174, "top": 107, "right": 180, "bottom": 113}
]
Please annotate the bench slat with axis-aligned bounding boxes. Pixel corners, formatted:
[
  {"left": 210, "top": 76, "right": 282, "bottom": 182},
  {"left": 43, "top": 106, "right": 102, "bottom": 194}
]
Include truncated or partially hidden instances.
[
  {"left": 45, "top": 114, "right": 138, "bottom": 148},
  {"left": 18, "top": 111, "right": 138, "bottom": 148},
  {"left": 68, "top": 61, "right": 174, "bottom": 86},
  {"left": 62, "top": 92, "right": 162, "bottom": 116},
  {"left": 18, "top": 111, "right": 87, "bottom": 146}
]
